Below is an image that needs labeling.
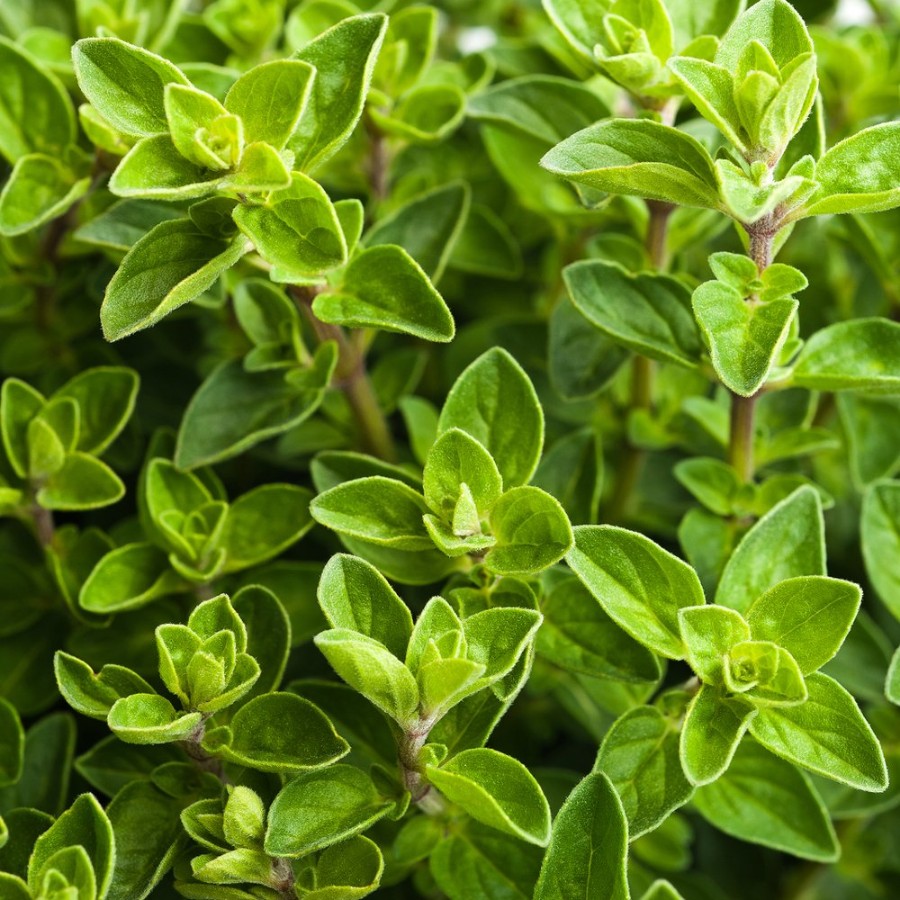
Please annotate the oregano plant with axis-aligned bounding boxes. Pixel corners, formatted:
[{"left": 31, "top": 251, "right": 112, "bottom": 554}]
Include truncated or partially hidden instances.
[{"left": 0, "top": 0, "right": 899, "bottom": 898}]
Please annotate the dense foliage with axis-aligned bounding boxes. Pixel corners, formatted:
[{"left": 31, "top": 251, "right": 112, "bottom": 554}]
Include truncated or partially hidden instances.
[{"left": 0, "top": 0, "right": 899, "bottom": 897}]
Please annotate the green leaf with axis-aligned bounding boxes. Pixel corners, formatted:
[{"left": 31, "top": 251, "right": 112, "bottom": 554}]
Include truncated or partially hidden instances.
[
  {"left": 265, "top": 765, "right": 393, "bottom": 857},
  {"left": 73, "top": 36, "right": 189, "bottom": 137},
  {"left": 485, "top": 486, "right": 573, "bottom": 576},
  {"left": 311, "top": 477, "right": 432, "bottom": 550},
  {"left": 164, "top": 82, "right": 235, "bottom": 170},
  {"left": 220, "top": 484, "right": 313, "bottom": 572},
  {"left": 233, "top": 173, "right": 347, "bottom": 280},
  {"left": 105, "top": 780, "right": 185, "bottom": 900},
  {"left": 745, "top": 577, "right": 861, "bottom": 675},
  {"left": 0, "top": 378, "right": 44, "bottom": 478},
  {"left": 36, "top": 453, "right": 125, "bottom": 511},
  {"left": 693, "top": 281, "right": 797, "bottom": 396},
  {"left": 294, "top": 835, "right": 384, "bottom": 900},
  {"left": 568, "top": 525, "right": 704, "bottom": 659},
  {"left": 749, "top": 672, "right": 888, "bottom": 792},
  {"left": 317, "top": 553, "right": 413, "bottom": 660},
  {"left": 680, "top": 685, "right": 756, "bottom": 786},
  {"left": 109, "top": 134, "right": 220, "bottom": 200},
  {"left": 79, "top": 543, "right": 183, "bottom": 614},
  {"left": 202, "top": 692, "right": 349, "bottom": 774},
  {"left": 426, "top": 749, "right": 551, "bottom": 847},
  {"left": 54, "top": 652, "right": 154, "bottom": 720},
  {"left": 52, "top": 367, "right": 139, "bottom": 455},
  {"left": 716, "top": 486, "right": 825, "bottom": 614},
  {"left": 693, "top": 739, "right": 839, "bottom": 861},
  {"left": 438, "top": 348, "right": 543, "bottom": 489},
  {"left": 0, "top": 154, "right": 89, "bottom": 237},
  {"left": 101, "top": 218, "right": 246, "bottom": 341},
  {"left": 541, "top": 119, "right": 722, "bottom": 210},
  {"left": 564, "top": 261, "right": 702, "bottom": 369},
  {"left": 0, "top": 37, "right": 74, "bottom": 162},
  {"left": 175, "top": 344, "right": 337, "bottom": 469},
  {"left": 888, "top": 647, "right": 900, "bottom": 705},
  {"left": 363, "top": 181, "right": 470, "bottom": 283},
  {"left": 678, "top": 604, "right": 750, "bottom": 683},
  {"left": 792, "top": 319, "right": 900, "bottom": 393},
  {"left": 108, "top": 694, "right": 203, "bottom": 745},
  {"left": 467, "top": 75, "right": 609, "bottom": 145},
  {"left": 594, "top": 706, "right": 693, "bottom": 839},
  {"left": 537, "top": 576, "right": 661, "bottom": 683},
  {"left": 802, "top": 123, "right": 900, "bottom": 217},
  {"left": 423, "top": 428, "right": 503, "bottom": 521},
  {"left": 533, "top": 772, "right": 629, "bottom": 900},
  {"left": 314, "top": 628, "right": 420, "bottom": 725},
  {"left": 28, "top": 793, "right": 114, "bottom": 899},
  {"left": 431, "top": 822, "right": 542, "bottom": 900},
  {"left": 0, "top": 700, "right": 23, "bottom": 788},
  {"left": 223, "top": 59, "right": 316, "bottom": 149},
  {"left": 313, "top": 245, "right": 455, "bottom": 342},
  {"left": 726, "top": 640, "right": 808, "bottom": 706},
  {"left": 862, "top": 480, "right": 900, "bottom": 621},
  {"left": 290, "top": 13, "right": 388, "bottom": 172},
  {"left": 0, "top": 713, "right": 75, "bottom": 815}
]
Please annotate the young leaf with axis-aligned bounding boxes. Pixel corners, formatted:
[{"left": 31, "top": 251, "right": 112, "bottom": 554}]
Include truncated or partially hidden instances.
[
  {"left": 73, "top": 37, "right": 190, "bottom": 137},
  {"left": 749, "top": 673, "right": 888, "bottom": 792},
  {"left": 79, "top": 543, "right": 182, "bottom": 614},
  {"left": 0, "top": 699, "right": 23, "bottom": 788},
  {"left": 680, "top": 685, "right": 756, "bottom": 786},
  {"left": 595, "top": 706, "right": 693, "bottom": 839},
  {"left": 310, "top": 477, "right": 433, "bottom": 550},
  {"left": 792, "top": 319, "right": 900, "bottom": 393},
  {"left": 678, "top": 604, "right": 750, "bottom": 683},
  {"left": 485, "top": 486, "right": 573, "bottom": 576},
  {"left": 318, "top": 554, "right": 413, "bottom": 660},
  {"left": 533, "top": 772, "right": 629, "bottom": 900},
  {"left": 314, "top": 629, "right": 420, "bottom": 725},
  {"left": 54, "top": 652, "right": 154, "bottom": 720},
  {"left": 564, "top": 261, "right": 702, "bottom": 369},
  {"left": 693, "top": 281, "right": 797, "bottom": 396},
  {"left": 223, "top": 59, "right": 316, "bottom": 149},
  {"left": 107, "top": 694, "right": 203, "bottom": 745},
  {"left": 426, "top": 749, "right": 551, "bottom": 846},
  {"left": 313, "top": 245, "right": 455, "bottom": 342},
  {"left": 290, "top": 14, "right": 389, "bottom": 171},
  {"left": 202, "top": 692, "right": 349, "bottom": 773},
  {"left": 541, "top": 119, "right": 722, "bottom": 210},
  {"left": 52, "top": 368, "right": 139, "bottom": 455},
  {"left": 745, "top": 577, "right": 862, "bottom": 675},
  {"left": 28, "top": 793, "right": 115, "bottom": 898},
  {"left": 101, "top": 218, "right": 246, "bottom": 341},
  {"left": 438, "top": 348, "right": 544, "bottom": 489},
  {"left": 693, "top": 739, "right": 839, "bottom": 862},
  {"left": 715, "top": 486, "right": 825, "bottom": 613},
  {"left": 233, "top": 173, "right": 347, "bottom": 280},
  {"left": 567, "top": 525, "right": 704, "bottom": 659},
  {"left": 265, "top": 765, "right": 393, "bottom": 857}
]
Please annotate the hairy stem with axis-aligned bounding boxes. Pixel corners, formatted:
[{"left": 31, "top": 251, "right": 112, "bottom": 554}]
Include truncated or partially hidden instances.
[
  {"left": 728, "top": 218, "right": 778, "bottom": 483},
  {"left": 29, "top": 500, "right": 55, "bottom": 548},
  {"left": 608, "top": 201, "right": 673, "bottom": 523},
  {"left": 290, "top": 285, "right": 396, "bottom": 461},
  {"left": 398, "top": 717, "right": 444, "bottom": 813},
  {"left": 182, "top": 718, "right": 230, "bottom": 784},
  {"left": 366, "top": 116, "right": 389, "bottom": 210}
]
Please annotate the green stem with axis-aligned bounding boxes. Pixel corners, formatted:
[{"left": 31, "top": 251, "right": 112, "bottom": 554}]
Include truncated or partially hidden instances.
[
  {"left": 607, "top": 201, "right": 672, "bottom": 523},
  {"left": 290, "top": 286, "right": 396, "bottom": 461},
  {"left": 728, "top": 219, "right": 777, "bottom": 483}
]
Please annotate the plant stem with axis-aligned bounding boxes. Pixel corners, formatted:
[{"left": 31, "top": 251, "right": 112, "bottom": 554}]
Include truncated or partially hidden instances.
[
  {"left": 365, "top": 116, "right": 389, "bottom": 210},
  {"left": 398, "top": 717, "right": 444, "bottom": 813},
  {"left": 290, "top": 285, "right": 396, "bottom": 461},
  {"left": 728, "top": 217, "right": 778, "bottom": 482},
  {"left": 30, "top": 500, "right": 55, "bottom": 548},
  {"left": 182, "top": 718, "right": 231, "bottom": 784},
  {"left": 607, "top": 200, "right": 672, "bottom": 523}
]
